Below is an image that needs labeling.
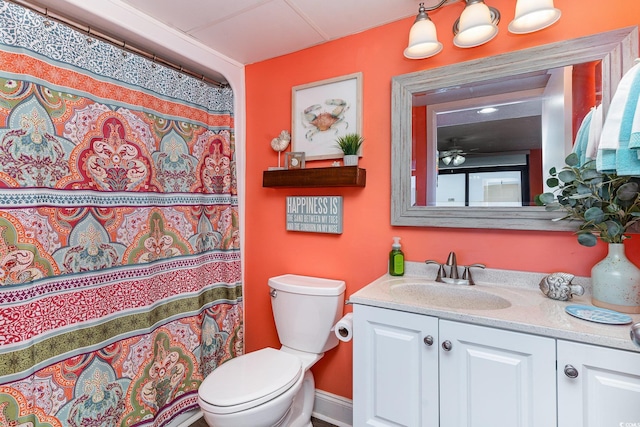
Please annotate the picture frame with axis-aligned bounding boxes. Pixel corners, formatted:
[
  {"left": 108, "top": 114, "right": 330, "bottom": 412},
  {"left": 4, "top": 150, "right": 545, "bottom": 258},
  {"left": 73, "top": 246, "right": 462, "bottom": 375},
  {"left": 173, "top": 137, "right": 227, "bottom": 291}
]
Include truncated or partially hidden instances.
[
  {"left": 292, "top": 72, "right": 362, "bottom": 160},
  {"left": 285, "top": 151, "right": 305, "bottom": 169}
]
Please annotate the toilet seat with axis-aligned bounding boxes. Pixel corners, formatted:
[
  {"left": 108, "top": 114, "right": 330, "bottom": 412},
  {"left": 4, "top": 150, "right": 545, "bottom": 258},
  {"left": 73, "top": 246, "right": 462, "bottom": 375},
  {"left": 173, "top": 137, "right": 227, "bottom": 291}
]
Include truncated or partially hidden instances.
[{"left": 199, "top": 347, "right": 302, "bottom": 414}]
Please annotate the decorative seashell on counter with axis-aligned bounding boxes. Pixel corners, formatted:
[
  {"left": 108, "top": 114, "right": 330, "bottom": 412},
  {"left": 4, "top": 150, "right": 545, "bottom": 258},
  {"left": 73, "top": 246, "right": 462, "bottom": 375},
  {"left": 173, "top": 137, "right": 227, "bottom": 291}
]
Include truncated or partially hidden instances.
[{"left": 539, "top": 272, "right": 585, "bottom": 301}]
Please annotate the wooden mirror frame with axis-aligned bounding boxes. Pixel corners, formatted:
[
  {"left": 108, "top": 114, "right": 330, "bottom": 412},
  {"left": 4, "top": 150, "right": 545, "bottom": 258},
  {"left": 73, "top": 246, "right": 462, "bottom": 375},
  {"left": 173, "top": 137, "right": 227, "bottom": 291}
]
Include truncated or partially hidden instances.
[{"left": 391, "top": 27, "right": 639, "bottom": 230}]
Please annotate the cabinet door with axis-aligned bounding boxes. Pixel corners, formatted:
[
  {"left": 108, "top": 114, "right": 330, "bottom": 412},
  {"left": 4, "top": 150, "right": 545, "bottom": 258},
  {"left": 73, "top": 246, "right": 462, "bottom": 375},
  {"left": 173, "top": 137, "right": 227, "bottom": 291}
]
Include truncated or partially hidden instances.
[
  {"left": 439, "top": 320, "right": 557, "bottom": 427},
  {"left": 353, "top": 305, "right": 439, "bottom": 426},
  {"left": 557, "top": 340, "right": 640, "bottom": 427}
]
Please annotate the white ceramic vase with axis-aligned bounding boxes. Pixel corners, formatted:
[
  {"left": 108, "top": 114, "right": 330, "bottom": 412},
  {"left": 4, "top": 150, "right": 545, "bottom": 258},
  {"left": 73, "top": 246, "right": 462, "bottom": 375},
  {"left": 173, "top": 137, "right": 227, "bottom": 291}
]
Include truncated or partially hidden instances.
[
  {"left": 343, "top": 155, "right": 358, "bottom": 166},
  {"left": 591, "top": 243, "right": 640, "bottom": 314}
]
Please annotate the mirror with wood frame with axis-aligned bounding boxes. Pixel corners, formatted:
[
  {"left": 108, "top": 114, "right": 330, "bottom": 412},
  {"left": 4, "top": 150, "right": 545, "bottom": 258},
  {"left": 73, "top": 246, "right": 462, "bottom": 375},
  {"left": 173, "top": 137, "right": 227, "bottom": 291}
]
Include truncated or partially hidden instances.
[{"left": 391, "top": 27, "right": 638, "bottom": 230}]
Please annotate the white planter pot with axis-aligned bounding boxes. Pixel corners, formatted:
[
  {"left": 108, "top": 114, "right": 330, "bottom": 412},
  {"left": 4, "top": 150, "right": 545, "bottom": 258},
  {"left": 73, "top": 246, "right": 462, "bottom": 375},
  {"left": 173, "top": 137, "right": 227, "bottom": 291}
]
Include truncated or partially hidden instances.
[
  {"left": 343, "top": 155, "right": 359, "bottom": 166},
  {"left": 591, "top": 243, "right": 640, "bottom": 314}
]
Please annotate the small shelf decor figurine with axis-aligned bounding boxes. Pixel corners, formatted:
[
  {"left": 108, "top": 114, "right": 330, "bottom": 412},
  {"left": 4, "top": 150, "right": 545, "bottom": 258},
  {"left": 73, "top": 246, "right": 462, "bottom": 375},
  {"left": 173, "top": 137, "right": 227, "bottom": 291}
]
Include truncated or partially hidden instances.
[
  {"left": 285, "top": 152, "right": 305, "bottom": 169},
  {"left": 335, "top": 133, "right": 364, "bottom": 166},
  {"left": 269, "top": 130, "right": 291, "bottom": 170}
]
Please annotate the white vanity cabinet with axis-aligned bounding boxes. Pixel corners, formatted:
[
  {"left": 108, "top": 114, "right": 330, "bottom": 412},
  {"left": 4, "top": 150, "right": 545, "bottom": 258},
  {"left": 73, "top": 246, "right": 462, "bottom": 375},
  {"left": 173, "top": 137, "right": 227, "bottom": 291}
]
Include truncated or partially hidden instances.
[
  {"left": 353, "top": 304, "right": 439, "bottom": 426},
  {"left": 557, "top": 340, "right": 640, "bottom": 427},
  {"left": 353, "top": 304, "right": 557, "bottom": 427},
  {"left": 351, "top": 268, "right": 640, "bottom": 427},
  {"left": 439, "top": 319, "right": 556, "bottom": 427}
]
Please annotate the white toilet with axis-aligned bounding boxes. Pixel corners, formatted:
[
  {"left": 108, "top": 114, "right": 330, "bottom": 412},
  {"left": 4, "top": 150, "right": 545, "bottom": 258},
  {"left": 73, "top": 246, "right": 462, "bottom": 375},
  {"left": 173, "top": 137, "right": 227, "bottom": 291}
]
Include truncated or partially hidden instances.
[{"left": 197, "top": 274, "right": 346, "bottom": 427}]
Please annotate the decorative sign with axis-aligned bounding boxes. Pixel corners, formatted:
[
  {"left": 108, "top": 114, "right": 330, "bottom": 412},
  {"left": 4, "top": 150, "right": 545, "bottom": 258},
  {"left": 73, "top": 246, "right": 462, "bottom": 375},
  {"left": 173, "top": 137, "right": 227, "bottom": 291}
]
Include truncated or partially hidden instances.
[{"left": 286, "top": 196, "right": 343, "bottom": 234}]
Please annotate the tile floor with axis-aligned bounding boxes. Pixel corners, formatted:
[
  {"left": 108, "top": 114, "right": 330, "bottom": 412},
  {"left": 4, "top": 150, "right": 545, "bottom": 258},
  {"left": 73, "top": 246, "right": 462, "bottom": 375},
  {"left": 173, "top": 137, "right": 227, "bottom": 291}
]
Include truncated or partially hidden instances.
[
  {"left": 189, "top": 416, "right": 337, "bottom": 427},
  {"left": 311, "top": 418, "right": 338, "bottom": 427}
]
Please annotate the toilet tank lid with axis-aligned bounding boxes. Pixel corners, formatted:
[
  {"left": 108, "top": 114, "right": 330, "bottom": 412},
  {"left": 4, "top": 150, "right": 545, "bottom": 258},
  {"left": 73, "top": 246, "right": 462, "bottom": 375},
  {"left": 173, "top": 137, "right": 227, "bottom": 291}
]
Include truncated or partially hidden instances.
[{"left": 269, "top": 274, "right": 345, "bottom": 296}]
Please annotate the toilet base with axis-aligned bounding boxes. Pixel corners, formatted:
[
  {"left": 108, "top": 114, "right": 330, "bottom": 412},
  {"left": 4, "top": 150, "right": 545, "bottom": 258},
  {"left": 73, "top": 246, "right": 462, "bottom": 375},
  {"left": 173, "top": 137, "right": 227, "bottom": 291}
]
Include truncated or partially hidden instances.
[{"left": 288, "top": 370, "right": 315, "bottom": 427}]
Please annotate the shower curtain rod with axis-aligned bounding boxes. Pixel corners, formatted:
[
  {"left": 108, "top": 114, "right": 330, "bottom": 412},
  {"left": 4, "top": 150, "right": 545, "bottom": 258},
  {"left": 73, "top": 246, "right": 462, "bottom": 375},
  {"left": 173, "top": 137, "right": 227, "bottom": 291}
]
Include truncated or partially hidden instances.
[{"left": 7, "top": 0, "right": 229, "bottom": 88}]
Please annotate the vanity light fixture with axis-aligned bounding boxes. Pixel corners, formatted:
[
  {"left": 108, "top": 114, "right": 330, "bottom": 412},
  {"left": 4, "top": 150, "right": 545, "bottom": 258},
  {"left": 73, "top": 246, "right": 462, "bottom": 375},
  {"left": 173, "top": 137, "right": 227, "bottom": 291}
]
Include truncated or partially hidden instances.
[
  {"left": 403, "top": 2, "right": 443, "bottom": 59},
  {"left": 453, "top": 0, "right": 500, "bottom": 48},
  {"left": 508, "top": 0, "right": 561, "bottom": 34},
  {"left": 405, "top": 0, "right": 561, "bottom": 59}
]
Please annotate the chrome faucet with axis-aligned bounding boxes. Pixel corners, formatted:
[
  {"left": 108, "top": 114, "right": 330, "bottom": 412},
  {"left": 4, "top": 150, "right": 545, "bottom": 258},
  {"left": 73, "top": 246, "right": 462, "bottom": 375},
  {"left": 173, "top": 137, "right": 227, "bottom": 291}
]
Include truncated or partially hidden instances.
[
  {"left": 446, "top": 251, "right": 459, "bottom": 279},
  {"left": 425, "top": 252, "right": 485, "bottom": 285}
]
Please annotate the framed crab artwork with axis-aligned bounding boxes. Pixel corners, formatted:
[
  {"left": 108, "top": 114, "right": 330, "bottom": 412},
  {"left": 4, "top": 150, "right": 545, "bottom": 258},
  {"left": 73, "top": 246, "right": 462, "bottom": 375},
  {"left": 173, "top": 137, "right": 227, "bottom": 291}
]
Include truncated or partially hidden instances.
[{"left": 292, "top": 72, "right": 362, "bottom": 160}]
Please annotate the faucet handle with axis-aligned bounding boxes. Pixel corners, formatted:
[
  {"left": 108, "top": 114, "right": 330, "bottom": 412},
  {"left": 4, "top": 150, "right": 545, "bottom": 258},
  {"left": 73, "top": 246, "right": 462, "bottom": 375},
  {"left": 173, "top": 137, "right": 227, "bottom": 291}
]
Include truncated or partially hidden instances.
[
  {"left": 462, "top": 263, "right": 485, "bottom": 286},
  {"left": 425, "top": 260, "right": 445, "bottom": 282},
  {"left": 467, "top": 263, "right": 486, "bottom": 269}
]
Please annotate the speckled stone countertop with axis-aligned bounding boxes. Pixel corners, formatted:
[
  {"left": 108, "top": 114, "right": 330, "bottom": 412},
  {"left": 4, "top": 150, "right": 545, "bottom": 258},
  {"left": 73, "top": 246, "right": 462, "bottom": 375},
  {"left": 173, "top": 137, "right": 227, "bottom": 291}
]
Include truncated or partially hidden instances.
[{"left": 349, "top": 262, "right": 640, "bottom": 353}]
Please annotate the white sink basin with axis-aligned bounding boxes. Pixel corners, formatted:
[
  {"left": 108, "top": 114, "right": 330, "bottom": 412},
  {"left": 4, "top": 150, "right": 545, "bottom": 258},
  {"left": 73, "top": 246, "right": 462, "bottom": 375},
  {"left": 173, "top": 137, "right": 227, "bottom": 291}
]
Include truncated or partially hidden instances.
[{"left": 390, "top": 281, "right": 512, "bottom": 310}]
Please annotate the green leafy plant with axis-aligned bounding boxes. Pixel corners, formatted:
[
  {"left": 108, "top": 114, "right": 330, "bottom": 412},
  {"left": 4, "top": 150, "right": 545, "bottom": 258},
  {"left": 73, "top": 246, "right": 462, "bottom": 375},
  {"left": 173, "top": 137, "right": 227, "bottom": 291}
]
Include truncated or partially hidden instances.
[
  {"left": 537, "top": 153, "right": 640, "bottom": 247},
  {"left": 335, "top": 133, "right": 364, "bottom": 155}
]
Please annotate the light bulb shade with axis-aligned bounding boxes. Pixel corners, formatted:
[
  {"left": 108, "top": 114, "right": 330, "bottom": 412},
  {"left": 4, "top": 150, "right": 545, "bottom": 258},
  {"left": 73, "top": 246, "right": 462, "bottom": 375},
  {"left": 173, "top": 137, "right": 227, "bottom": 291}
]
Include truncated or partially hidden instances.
[
  {"left": 441, "top": 155, "right": 452, "bottom": 165},
  {"left": 508, "top": 0, "right": 561, "bottom": 34},
  {"left": 453, "top": 1, "right": 499, "bottom": 48},
  {"left": 452, "top": 155, "right": 466, "bottom": 166},
  {"left": 404, "top": 18, "right": 443, "bottom": 59}
]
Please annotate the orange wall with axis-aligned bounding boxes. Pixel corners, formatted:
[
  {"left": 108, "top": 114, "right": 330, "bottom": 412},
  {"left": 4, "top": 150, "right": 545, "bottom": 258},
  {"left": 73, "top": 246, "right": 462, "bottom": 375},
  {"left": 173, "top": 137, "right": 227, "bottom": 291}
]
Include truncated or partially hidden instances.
[{"left": 244, "top": 0, "right": 640, "bottom": 399}]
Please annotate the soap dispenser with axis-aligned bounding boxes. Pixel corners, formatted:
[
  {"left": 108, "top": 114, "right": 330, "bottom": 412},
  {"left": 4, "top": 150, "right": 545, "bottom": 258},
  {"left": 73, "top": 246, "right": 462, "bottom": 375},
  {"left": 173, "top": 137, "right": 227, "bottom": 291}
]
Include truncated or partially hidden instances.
[{"left": 389, "top": 237, "right": 405, "bottom": 276}]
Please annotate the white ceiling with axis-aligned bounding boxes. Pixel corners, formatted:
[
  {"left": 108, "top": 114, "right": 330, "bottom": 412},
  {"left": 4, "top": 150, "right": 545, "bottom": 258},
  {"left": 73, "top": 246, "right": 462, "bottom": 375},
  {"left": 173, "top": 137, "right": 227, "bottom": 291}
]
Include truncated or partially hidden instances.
[
  {"left": 116, "top": 0, "right": 456, "bottom": 65},
  {"left": 19, "top": 0, "right": 460, "bottom": 83}
]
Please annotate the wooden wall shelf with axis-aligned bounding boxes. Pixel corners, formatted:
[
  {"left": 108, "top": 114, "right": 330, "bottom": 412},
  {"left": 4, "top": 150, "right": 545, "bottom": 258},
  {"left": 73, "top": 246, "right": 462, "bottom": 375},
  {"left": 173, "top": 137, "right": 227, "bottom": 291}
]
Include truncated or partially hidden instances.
[{"left": 263, "top": 166, "right": 366, "bottom": 188}]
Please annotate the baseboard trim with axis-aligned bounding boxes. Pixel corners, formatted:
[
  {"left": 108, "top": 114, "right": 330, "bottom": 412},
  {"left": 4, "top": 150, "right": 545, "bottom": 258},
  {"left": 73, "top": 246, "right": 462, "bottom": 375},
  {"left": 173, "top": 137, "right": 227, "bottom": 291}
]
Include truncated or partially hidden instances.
[
  {"left": 175, "top": 390, "right": 353, "bottom": 427},
  {"left": 312, "top": 389, "right": 353, "bottom": 427},
  {"left": 175, "top": 408, "right": 202, "bottom": 427}
]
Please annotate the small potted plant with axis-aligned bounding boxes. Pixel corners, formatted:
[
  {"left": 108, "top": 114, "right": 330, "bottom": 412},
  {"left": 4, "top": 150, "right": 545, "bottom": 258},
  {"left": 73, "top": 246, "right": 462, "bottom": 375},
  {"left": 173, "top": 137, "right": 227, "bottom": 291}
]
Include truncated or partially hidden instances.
[
  {"left": 335, "top": 133, "right": 364, "bottom": 166},
  {"left": 537, "top": 152, "right": 640, "bottom": 313}
]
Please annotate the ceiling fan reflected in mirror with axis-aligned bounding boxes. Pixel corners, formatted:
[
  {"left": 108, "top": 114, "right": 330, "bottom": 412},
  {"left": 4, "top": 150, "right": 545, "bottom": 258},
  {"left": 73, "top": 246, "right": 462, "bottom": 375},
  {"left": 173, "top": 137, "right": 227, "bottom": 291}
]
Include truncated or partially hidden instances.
[
  {"left": 439, "top": 148, "right": 466, "bottom": 166},
  {"left": 438, "top": 138, "right": 483, "bottom": 166}
]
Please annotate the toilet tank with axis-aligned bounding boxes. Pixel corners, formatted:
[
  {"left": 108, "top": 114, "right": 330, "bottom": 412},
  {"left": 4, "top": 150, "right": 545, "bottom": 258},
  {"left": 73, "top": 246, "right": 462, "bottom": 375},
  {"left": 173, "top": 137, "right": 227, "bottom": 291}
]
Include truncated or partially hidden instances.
[{"left": 269, "top": 274, "right": 345, "bottom": 354}]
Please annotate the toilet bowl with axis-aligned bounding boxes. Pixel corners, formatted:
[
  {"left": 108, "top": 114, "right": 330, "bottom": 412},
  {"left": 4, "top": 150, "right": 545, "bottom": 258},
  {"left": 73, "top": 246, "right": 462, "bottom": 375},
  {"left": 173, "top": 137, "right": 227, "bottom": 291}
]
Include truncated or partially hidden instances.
[
  {"left": 197, "top": 348, "right": 305, "bottom": 427},
  {"left": 198, "top": 274, "right": 345, "bottom": 427}
]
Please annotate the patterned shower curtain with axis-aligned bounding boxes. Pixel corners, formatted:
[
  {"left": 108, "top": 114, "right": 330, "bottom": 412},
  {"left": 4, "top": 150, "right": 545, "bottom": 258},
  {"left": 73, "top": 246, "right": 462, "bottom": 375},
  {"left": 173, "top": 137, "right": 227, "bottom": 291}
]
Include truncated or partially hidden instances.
[{"left": 0, "top": 2, "right": 242, "bottom": 426}]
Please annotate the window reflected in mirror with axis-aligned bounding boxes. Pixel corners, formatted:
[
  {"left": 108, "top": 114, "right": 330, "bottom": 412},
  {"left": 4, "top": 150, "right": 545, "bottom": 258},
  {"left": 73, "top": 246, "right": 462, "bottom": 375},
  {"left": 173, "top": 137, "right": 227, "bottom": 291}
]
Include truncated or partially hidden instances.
[{"left": 410, "top": 60, "right": 601, "bottom": 207}]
